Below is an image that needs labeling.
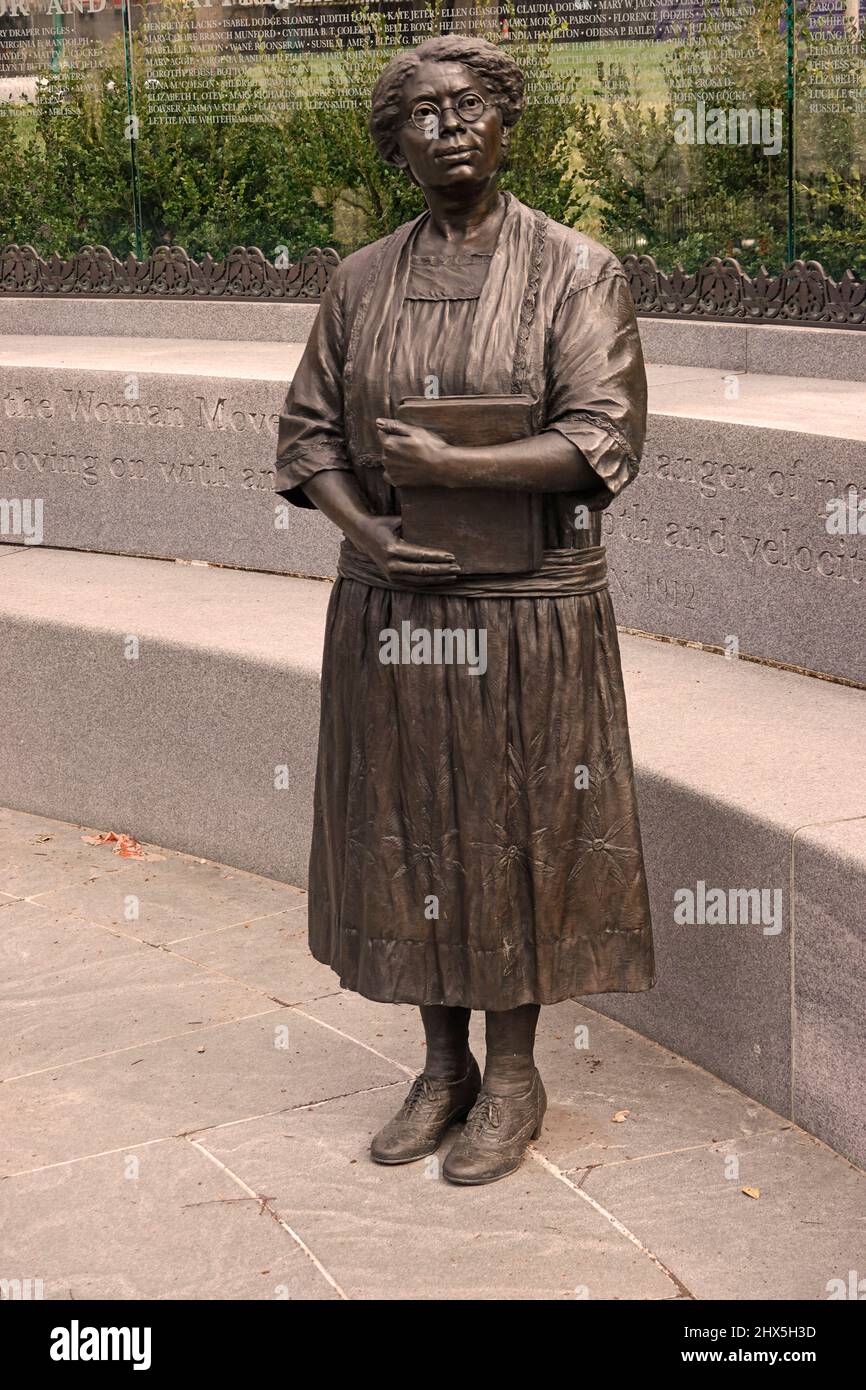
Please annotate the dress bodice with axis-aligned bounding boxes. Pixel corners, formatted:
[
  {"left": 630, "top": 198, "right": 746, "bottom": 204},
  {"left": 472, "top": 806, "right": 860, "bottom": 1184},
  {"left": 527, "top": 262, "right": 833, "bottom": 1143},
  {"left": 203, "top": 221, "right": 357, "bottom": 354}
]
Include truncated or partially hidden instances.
[
  {"left": 386, "top": 250, "right": 600, "bottom": 550},
  {"left": 390, "top": 252, "right": 491, "bottom": 402}
]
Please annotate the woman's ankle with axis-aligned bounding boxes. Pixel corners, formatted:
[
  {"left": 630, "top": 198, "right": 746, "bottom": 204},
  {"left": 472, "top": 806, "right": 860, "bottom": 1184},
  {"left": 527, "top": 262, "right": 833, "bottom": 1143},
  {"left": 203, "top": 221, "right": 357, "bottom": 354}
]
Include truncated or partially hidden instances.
[{"left": 424, "top": 1048, "right": 471, "bottom": 1082}]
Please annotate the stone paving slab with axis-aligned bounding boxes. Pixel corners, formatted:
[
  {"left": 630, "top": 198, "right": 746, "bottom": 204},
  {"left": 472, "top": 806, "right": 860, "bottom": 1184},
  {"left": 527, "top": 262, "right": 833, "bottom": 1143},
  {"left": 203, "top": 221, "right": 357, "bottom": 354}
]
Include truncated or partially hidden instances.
[
  {"left": 0, "top": 820, "right": 129, "bottom": 899},
  {"left": 192, "top": 1094, "right": 678, "bottom": 1301},
  {"left": 168, "top": 912, "right": 337, "bottom": 1004},
  {"left": 581, "top": 1128, "right": 866, "bottom": 1302},
  {"left": 2, "top": 1008, "right": 403, "bottom": 1178},
  {"left": 2, "top": 806, "right": 865, "bottom": 1300},
  {"left": 32, "top": 853, "right": 305, "bottom": 947},
  {"left": 1, "top": 918, "right": 273, "bottom": 1078},
  {"left": 1, "top": 898, "right": 141, "bottom": 986},
  {"left": 0, "top": 1137, "right": 340, "bottom": 1301}
]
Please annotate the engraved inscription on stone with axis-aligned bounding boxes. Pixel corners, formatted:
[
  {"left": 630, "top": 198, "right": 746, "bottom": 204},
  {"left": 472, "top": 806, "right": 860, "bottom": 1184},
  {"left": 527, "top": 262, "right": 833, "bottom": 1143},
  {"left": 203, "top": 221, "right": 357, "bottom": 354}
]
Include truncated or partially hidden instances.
[
  {"left": 603, "top": 418, "right": 866, "bottom": 684},
  {"left": 0, "top": 386, "right": 280, "bottom": 489},
  {"left": 0, "top": 374, "right": 339, "bottom": 578}
]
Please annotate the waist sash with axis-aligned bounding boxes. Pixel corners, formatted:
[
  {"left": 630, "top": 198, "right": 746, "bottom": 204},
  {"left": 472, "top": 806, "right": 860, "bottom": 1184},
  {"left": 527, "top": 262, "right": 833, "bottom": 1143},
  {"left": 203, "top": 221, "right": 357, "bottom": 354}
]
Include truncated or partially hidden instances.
[{"left": 337, "top": 541, "right": 609, "bottom": 599}]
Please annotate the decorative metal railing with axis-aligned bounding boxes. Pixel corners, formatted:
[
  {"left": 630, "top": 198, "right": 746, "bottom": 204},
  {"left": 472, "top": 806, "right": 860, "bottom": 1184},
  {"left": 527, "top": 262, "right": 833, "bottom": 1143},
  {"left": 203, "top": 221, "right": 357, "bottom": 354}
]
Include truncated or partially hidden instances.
[
  {"left": 622, "top": 254, "right": 866, "bottom": 329},
  {"left": 1, "top": 243, "right": 865, "bottom": 329},
  {"left": 0, "top": 244, "right": 339, "bottom": 302}
]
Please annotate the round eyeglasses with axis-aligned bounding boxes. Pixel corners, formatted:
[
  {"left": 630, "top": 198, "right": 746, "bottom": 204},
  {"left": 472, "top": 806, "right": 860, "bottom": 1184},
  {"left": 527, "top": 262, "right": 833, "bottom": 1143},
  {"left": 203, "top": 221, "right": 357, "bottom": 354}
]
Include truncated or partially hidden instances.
[{"left": 403, "top": 92, "right": 496, "bottom": 132}]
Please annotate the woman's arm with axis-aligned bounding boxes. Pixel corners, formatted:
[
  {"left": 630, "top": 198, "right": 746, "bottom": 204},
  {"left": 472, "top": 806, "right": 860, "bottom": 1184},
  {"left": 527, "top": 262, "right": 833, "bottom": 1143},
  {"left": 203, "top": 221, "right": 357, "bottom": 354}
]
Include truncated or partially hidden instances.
[
  {"left": 375, "top": 418, "right": 598, "bottom": 493},
  {"left": 301, "top": 470, "right": 462, "bottom": 582},
  {"left": 375, "top": 270, "right": 647, "bottom": 505},
  {"left": 277, "top": 272, "right": 462, "bottom": 582},
  {"left": 299, "top": 469, "right": 378, "bottom": 548}
]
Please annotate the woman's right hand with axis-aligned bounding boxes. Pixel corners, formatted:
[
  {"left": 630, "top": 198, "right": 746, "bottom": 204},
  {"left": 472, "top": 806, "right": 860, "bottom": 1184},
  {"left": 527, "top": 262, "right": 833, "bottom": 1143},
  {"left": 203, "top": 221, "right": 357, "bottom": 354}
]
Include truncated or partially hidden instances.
[{"left": 353, "top": 514, "right": 461, "bottom": 584}]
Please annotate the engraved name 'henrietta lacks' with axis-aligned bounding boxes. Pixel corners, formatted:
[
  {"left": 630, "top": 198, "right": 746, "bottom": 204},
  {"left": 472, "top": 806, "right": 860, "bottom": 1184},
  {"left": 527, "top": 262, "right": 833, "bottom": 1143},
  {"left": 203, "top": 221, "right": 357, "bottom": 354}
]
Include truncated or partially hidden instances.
[{"left": 275, "top": 35, "right": 656, "bottom": 1185}]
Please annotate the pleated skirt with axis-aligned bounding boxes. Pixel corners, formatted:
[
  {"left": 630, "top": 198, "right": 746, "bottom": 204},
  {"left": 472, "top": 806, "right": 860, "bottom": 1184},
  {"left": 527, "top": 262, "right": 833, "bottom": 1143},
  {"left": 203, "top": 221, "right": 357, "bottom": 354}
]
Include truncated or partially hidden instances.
[{"left": 306, "top": 576, "right": 655, "bottom": 1009}]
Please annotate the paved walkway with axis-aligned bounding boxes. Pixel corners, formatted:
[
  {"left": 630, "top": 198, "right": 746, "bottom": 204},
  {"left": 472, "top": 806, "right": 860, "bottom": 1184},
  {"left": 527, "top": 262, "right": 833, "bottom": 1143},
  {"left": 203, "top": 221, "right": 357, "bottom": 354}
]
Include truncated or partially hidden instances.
[{"left": 2, "top": 806, "right": 864, "bottom": 1301}]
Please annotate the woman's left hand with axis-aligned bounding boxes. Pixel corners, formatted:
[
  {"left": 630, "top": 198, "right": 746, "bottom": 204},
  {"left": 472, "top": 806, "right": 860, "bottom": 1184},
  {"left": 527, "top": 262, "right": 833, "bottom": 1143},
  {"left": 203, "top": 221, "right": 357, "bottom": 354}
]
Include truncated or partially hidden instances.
[{"left": 376, "top": 418, "right": 455, "bottom": 488}]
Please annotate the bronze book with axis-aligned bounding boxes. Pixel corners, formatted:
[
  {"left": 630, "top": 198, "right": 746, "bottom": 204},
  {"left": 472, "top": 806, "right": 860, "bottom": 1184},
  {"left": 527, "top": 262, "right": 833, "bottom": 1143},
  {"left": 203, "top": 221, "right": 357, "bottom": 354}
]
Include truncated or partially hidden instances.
[{"left": 396, "top": 394, "right": 542, "bottom": 574}]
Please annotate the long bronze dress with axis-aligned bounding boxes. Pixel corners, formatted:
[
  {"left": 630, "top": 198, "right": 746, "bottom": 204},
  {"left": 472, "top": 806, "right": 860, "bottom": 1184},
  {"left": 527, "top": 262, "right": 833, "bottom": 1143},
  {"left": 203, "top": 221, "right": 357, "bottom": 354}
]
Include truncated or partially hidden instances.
[{"left": 276, "top": 192, "right": 656, "bottom": 1009}]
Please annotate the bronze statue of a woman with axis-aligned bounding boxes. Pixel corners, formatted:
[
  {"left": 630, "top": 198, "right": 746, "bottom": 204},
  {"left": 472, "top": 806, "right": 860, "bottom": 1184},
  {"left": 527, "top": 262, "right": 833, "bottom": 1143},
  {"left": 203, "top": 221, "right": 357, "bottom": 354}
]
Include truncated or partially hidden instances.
[{"left": 276, "top": 35, "right": 655, "bottom": 1185}]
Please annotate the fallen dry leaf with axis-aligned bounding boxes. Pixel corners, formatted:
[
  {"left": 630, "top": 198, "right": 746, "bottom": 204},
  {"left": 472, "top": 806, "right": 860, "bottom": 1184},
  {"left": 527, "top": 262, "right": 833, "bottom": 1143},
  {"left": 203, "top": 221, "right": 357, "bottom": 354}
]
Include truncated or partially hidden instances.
[
  {"left": 741, "top": 1186, "right": 761, "bottom": 1200},
  {"left": 81, "top": 830, "right": 164, "bottom": 861},
  {"left": 611, "top": 1109, "right": 630, "bottom": 1123}
]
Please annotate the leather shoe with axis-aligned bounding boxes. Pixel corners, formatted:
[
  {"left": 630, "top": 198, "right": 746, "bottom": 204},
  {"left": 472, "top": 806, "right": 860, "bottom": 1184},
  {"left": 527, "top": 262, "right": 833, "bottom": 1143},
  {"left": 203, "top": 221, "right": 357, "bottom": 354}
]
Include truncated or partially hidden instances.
[
  {"left": 442, "top": 1069, "right": 546, "bottom": 1185},
  {"left": 370, "top": 1055, "right": 482, "bottom": 1164}
]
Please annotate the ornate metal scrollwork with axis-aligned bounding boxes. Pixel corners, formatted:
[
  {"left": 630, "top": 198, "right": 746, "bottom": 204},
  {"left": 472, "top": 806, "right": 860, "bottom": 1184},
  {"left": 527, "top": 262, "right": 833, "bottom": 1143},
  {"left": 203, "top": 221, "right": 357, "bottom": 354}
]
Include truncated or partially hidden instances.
[
  {"left": 622, "top": 254, "right": 866, "bottom": 329},
  {"left": 0, "top": 244, "right": 341, "bottom": 300},
  {"left": 1, "top": 243, "right": 864, "bottom": 329}
]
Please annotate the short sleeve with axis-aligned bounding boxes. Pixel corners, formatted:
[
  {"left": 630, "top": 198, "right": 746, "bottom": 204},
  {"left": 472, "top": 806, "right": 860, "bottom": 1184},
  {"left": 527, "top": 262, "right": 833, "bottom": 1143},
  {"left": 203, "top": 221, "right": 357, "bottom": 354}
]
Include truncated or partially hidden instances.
[
  {"left": 275, "top": 275, "right": 353, "bottom": 510},
  {"left": 544, "top": 271, "right": 648, "bottom": 511}
]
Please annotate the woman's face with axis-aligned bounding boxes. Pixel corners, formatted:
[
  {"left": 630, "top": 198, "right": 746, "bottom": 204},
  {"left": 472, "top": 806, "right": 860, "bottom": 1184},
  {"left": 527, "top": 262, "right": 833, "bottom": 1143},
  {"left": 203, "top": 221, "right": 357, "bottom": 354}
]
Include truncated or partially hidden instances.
[{"left": 393, "top": 60, "right": 506, "bottom": 194}]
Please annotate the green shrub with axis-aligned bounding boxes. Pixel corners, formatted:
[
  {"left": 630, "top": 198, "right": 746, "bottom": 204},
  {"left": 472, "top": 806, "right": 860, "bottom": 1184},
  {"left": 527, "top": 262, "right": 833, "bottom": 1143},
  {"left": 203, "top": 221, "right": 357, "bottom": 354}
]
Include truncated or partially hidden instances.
[
  {"left": 569, "top": 0, "right": 866, "bottom": 278},
  {"left": 0, "top": 0, "right": 863, "bottom": 278}
]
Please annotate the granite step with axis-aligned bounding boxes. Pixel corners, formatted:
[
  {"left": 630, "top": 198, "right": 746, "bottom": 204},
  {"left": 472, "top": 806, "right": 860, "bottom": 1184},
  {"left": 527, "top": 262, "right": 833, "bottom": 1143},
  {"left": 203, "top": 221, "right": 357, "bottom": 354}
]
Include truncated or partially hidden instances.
[
  {"left": 639, "top": 316, "right": 866, "bottom": 382},
  {"left": 0, "top": 546, "right": 864, "bottom": 1167},
  {"left": 2, "top": 293, "right": 863, "bottom": 381}
]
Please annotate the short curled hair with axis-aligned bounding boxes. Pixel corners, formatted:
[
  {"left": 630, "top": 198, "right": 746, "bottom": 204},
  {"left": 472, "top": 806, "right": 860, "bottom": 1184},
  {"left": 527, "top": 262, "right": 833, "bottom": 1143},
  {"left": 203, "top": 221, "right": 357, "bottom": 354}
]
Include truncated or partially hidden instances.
[{"left": 369, "top": 35, "right": 525, "bottom": 167}]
